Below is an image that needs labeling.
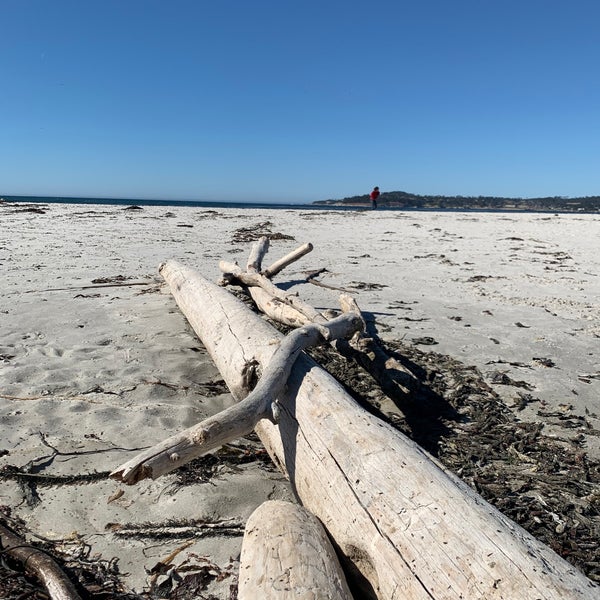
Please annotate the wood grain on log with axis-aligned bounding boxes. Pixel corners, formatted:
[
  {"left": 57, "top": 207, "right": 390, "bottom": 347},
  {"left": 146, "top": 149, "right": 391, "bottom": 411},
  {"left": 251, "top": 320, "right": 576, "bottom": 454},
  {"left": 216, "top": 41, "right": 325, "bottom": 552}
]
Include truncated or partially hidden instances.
[{"left": 239, "top": 500, "right": 352, "bottom": 599}]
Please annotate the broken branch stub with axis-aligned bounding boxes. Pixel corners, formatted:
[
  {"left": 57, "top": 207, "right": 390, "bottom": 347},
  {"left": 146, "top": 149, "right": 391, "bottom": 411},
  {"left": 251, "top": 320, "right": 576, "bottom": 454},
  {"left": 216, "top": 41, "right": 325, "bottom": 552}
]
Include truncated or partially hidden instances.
[
  {"left": 246, "top": 235, "right": 270, "bottom": 273},
  {"left": 262, "top": 242, "right": 313, "bottom": 279}
]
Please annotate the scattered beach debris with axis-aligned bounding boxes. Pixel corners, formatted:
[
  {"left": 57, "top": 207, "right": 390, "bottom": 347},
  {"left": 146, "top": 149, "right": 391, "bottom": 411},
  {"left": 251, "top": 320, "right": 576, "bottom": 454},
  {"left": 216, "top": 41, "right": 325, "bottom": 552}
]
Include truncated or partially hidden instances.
[
  {"left": 487, "top": 370, "right": 535, "bottom": 389},
  {"left": 91, "top": 275, "right": 132, "bottom": 284},
  {"left": 109, "top": 239, "right": 598, "bottom": 597},
  {"left": 533, "top": 356, "right": 557, "bottom": 368},
  {"left": 105, "top": 517, "right": 245, "bottom": 540},
  {"left": 231, "top": 221, "right": 294, "bottom": 244},
  {"left": 348, "top": 280, "right": 388, "bottom": 290},
  {"left": 411, "top": 336, "right": 438, "bottom": 345}
]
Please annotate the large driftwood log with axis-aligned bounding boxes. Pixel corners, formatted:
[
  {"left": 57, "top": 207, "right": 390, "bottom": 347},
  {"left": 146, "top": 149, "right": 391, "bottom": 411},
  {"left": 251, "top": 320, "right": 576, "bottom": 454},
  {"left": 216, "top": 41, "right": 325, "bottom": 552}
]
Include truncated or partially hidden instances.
[
  {"left": 238, "top": 500, "right": 352, "bottom": 599},
  {"left": 0, "top": 522, "right": 82, "bottom": 600},
  {"left": 133, "top": 259, "right": 596, "bottom": 600}
]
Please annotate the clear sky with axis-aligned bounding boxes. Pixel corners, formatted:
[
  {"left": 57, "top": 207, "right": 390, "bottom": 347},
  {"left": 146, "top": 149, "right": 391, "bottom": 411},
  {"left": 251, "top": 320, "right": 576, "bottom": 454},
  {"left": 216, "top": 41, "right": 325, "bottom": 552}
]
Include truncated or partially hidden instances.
[{"left": 1, "top": 0, "right": 599, "bottom": 203}]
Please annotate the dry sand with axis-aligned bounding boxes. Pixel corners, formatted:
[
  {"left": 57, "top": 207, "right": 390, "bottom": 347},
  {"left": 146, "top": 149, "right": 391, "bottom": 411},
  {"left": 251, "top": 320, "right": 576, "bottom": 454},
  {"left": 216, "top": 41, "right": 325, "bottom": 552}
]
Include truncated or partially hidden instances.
[{"left": 1, "top": 201, "right": 599, "bottom": 596}]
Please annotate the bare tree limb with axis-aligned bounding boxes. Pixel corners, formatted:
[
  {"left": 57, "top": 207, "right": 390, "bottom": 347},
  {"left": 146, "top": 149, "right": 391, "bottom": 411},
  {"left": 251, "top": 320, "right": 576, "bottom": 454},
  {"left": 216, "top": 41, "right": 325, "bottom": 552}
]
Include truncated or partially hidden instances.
[
  {"left": 110, "top": 313, "right": 362, "bottom": 485},
  {"left": 262, "top": 242, "right": 313, "bottom": 278},
  {"left": 219, "top": 260, "right": 323, "bottom": 321}
]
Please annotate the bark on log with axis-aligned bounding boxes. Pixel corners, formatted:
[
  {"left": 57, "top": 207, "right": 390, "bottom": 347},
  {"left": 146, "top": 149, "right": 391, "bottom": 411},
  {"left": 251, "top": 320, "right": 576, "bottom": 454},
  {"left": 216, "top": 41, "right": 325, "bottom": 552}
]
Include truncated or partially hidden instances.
[
  {"left": 143, "top": 259, "right": 597, "bottom": 600},
  {"left": 0, "top": 522, "right": 83, "bottom": 600},
  {"left": 238, "top": 500, "right": 352, "bottom": 599}
]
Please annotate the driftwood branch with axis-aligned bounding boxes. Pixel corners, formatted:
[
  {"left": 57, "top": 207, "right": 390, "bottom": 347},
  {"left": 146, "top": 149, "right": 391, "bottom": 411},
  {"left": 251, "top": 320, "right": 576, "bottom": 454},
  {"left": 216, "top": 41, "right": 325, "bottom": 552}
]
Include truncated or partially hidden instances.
[
  {"left": 219, "top": 260, "right": 323, "bottom": 322},
  {"left": 243, "top": 237, "right": 312, "bottom": 327},
  {"left": 221, "top": 241, "right": 421, "bottom": 403},
  {"left": 110, "top": 313, "right": 362, "bottom": 484},
  {"left": 246, "top": 235, "right": 270, "bottom": 273},
  {"left": 0, "top": 522, "right": 83, "bottom": 600}
]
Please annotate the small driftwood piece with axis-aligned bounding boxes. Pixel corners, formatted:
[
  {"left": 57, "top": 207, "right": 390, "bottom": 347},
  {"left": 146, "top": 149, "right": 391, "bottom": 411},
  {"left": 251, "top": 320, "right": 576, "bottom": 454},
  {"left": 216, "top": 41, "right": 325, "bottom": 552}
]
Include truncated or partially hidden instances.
[
  {"left": 111, "top": 312, "right": 362, "bottom": 484},
  {"left": 262, "top": 242, "right": 313, "bottom": 279},
  {"left": 122, "top": 259, "right": 596, "bottom": 600},
  {"left": 0, "top": 522, "right": 83, "bottom": 600},
  {"left": 238, "top": 500, "right": 352, "bottom": 599}
]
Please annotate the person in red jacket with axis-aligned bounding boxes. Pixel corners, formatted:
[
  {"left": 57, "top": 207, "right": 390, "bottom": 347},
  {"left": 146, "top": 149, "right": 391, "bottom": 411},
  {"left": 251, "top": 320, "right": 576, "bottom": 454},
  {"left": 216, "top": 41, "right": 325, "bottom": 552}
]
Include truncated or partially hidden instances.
[{"left": 370, "top": 186, "right": 380, "bottom": 209}]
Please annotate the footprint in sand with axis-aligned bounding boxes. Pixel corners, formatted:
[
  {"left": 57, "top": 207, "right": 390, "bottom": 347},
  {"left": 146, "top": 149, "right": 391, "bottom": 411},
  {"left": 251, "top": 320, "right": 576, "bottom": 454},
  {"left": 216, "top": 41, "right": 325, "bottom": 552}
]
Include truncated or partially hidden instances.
[{"left": 41, "top": 345, "right": 65, "bottom": 358}]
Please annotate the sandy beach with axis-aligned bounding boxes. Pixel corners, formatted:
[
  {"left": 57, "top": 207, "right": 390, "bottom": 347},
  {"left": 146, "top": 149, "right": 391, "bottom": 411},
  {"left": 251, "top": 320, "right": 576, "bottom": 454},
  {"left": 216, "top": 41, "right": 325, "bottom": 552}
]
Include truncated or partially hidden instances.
[{"left": 1, "top": 201, "right": 599, "bottom": 597}]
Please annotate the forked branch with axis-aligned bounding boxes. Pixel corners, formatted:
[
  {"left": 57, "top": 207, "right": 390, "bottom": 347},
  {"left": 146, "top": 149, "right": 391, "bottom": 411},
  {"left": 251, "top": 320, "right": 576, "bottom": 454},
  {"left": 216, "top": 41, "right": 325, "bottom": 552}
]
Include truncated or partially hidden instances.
[{"left": 110, "top": 313, "right": 362, "bottom": 484}]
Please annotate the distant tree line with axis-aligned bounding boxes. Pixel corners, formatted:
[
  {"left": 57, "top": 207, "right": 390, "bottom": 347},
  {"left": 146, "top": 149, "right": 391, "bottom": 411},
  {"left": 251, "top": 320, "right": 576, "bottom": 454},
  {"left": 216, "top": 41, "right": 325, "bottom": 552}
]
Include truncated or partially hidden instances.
[{"left": 314, "top": 190, "right": 600, "bottom": 212}]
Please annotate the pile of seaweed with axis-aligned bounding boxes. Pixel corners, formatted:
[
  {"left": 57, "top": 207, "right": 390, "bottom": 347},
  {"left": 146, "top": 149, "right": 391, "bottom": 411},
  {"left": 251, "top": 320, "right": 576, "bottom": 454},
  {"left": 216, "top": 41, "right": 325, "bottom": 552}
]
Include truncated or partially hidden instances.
[
  {"left": 307, "top": 338, "right": 600, "bottom": 583},
  {"left": 0, "top": 438, "right": 276, "bottom": 598},
  {"left": 0, "top": 507, "right": 239, "bottom": 600}
]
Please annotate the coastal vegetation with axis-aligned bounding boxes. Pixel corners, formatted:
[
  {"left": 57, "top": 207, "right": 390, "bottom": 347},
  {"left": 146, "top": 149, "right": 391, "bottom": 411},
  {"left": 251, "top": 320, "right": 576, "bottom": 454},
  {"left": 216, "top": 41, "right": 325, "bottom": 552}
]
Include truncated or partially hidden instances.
[{"left": 315, "top": 190, "right": 600, "bottom": 212}]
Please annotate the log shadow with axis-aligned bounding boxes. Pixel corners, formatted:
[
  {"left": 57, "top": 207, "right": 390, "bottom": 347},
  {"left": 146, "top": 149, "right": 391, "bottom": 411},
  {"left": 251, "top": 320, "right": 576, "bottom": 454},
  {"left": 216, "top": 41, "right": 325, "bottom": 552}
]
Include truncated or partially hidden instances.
[
  {"left": 275, "top": 278, "right": 307, "bottom": 291},
  {"left": 363, "top": 311, "right": 466, "bottom": 457},
  {"left": 305, "top": 321, "right": 461, "bottom": 459}
]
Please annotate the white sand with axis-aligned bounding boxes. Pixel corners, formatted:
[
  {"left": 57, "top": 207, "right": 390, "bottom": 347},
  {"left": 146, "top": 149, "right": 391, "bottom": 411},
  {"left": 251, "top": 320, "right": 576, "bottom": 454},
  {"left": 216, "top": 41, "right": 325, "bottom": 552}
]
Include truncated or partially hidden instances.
[{"left": 1, "top": 202, "right": 599, "bottom": 595}]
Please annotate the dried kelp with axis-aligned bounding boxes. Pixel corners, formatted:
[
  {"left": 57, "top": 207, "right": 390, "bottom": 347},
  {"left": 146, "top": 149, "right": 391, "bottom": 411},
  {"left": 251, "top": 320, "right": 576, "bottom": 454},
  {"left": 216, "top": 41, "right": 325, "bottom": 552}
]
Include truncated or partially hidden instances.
[{"left": 309, "top": 338, "right": 600, "bottom": 583}]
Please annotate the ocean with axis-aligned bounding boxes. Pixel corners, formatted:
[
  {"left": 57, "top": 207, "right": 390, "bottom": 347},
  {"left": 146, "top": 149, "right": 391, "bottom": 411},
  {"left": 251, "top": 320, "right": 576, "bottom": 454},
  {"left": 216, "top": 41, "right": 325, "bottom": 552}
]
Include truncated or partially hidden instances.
[
  {"left": 0, "top": 195, "right": 344, "bottom": 211},
  {"left": 2, "top": 195, "right": 595, "bottom": 215}
]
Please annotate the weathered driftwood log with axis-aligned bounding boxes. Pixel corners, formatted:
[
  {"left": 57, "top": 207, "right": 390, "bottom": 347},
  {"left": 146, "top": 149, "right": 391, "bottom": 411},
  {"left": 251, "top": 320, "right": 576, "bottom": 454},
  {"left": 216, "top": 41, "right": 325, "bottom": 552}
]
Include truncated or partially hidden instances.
[
  {"left": 111, "top": 312, "right": 362, "bottom": 483},
  {"left": 0, "top": 522, "right": 83, "bottom": 600},
  {"left": 130, "top": 259, "right": 596, "bottom": 600},
  {"left": 238, "top": 500, "right": 352, "bottom": 599}
]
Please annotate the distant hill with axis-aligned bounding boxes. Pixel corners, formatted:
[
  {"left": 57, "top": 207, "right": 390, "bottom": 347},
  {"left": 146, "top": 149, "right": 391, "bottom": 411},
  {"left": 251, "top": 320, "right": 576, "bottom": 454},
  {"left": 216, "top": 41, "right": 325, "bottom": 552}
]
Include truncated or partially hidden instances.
[{"left": 314, "top": 191, "right": 600, "bottom": 213}]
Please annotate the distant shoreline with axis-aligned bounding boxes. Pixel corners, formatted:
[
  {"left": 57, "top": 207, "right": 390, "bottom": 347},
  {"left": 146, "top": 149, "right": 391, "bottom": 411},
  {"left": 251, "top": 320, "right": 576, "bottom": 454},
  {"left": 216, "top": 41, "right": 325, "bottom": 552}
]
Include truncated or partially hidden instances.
[
  {"left": 315, "top": 190, "right": 600, "bottom": 214},
  {"left": 2, "top": 194, "right": 599, "bottom": 214}
]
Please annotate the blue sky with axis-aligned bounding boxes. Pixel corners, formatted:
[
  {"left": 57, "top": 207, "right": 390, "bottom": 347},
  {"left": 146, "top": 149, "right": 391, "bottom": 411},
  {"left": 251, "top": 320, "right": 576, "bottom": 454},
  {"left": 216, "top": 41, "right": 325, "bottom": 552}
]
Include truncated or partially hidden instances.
[{"left": 1, "top": 0, "right": 599, "bottom": 203}]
